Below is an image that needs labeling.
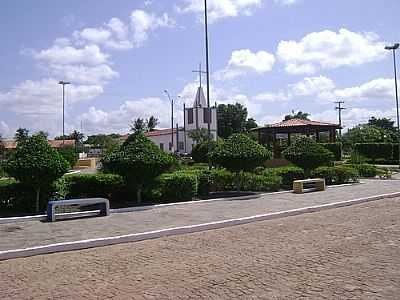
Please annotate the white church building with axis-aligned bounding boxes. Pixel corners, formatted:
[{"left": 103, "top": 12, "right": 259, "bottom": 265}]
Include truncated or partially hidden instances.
[{"left": 122, "top": 85, "right": 217, "bottom": 154}]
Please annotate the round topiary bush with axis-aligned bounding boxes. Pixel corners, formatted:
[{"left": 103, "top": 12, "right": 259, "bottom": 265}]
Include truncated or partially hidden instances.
[
  {"left": 209, "top": 134, "right": 272, "bottom": 191},
  {"left": 282, "top": 136, "right": 335, "bottom": 176},
  {"left": 102, "top": 132, "right": 176, "bottom": 203},
  {"left": 5, "top": 134, "right": 69, "bottom": 212}
]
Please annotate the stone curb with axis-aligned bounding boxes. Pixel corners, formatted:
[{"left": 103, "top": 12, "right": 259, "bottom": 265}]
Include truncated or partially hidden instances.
[
  {"left": 0, "top": 182, "right": 362, "bottom": 225},
  {"left": 0, "top": 191, "right": 399, "bottom": 261}
]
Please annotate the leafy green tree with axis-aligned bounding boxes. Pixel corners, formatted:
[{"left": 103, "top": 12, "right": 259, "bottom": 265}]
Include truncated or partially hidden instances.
[
  {"left": 191, "top": 140, "right": 219, "bottom": 163},
  {"left": 188, "top": 128, "right": 213, "bottom": 144},
  {"left": 14, "top": 128, "right": 29, "bottom": 142},
  {"left": 217, "top": 103, "right": 256, "bottom": 138},
  {"left": 36, "top": 131, "right": 49, "bottom": 139},
  {"left": 5, "top": 134, "right": 69, "bottom": 212},
  {"left": 130, "top": 118, "right": 146, "bottom": 133},
  {"left": 146, "top": 116, "right": 159, "bottom": 132},
  {"left": 284, "top": 110, "right": 310, "bottom": 121},
  {"left": 244, "top": 118, "right": 258, "bottom": 132},
  {"left": 343, "top": 125, "right": 393, "bottom": 145},
  {"left": 57, "top": 146, "right": 78, "bottom": 169},
  {"left": 85, "top": 134, "right": 120, "bottom": 153},
  {"left": 210, "top": 134, "right": 271, "bottom": 191},
  {"left": 368, "top": 117, "right": 396, "bottom": 131},
  {"left": 102, "top": 133, "right": 176, "bottom": 203},
  {"left": 282, "top": 136, "right": 334, "bottom": 176}
]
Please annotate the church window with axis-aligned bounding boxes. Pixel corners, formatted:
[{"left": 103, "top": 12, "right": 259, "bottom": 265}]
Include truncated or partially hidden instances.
[
  {"left": 203, "top": 108, "right": 211, "bottom": 123},
  {"left": 188, "top": 108, "right": 194, "bottom": 124}
]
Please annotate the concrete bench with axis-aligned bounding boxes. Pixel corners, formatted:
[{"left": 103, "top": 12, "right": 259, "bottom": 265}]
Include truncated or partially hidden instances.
[
  {"left": 47, "top": 198, "right": 110, "bottom": 222},
  {"left": 293, "top": 178, "right": 326, "bottom": 194}
]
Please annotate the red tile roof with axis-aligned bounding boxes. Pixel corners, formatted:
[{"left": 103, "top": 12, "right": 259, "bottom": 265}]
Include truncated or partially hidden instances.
[
  {"left": 260, "top": 118, "right": 340, "bottom": 129},
  {"left": 1, "top": 139, "right": 75, "bottom": 149},
  {"left": 120, "top": 129, "right": 181, "bottom": 141}
]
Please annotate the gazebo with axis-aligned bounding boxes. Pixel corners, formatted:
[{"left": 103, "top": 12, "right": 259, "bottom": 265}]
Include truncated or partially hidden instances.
[{"left": 252, "top": 118, "right": 341, "bottom": 146}]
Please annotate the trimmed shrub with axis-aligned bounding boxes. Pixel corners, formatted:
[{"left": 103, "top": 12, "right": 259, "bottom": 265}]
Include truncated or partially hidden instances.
[
  {"left": 311, "top": 166, "right": 336, "bottom": 185},
  {"left": 158, "top": 172, "right": 197, "bottom": 202},
  {"left": 191, "top": 140, "right": 218, "bottom": 163},
  {"left": 283, "top": 136, "right": 334, "bottom": 176},
  {"left": 350, "top": 164, "right": 377, "bottom": 178},
  {"left": 240, "top": 173, "right": 281, "bottom": 192},
  {"left": 312, "top": 166, "right": 359, "bottom": 185},
  {"left": 0, "top": 179, "right": 64, "bottom": 216},
  {"left": 198, "top": 168, "right": 235, "bottom": 196},
  {"left": 354, "top": 143, "right": 394, "bottom": 162},
  {"left": 210, "top": 134, "right": 272, "bottom": 191},
  {"left": 4, "top": 134, "right": 69, "bottom": 212},
  {"left": 102, "top": 132, "right": 176, "bottom": 203},
  {"left": 264, "top": 166, "right": 304, "bottom": 188},
  {"left": 65, "top": 174, "right": 126, "bottom": 202},
  {"left": 319, "top": 143, "right": 342, "bottom": 161}
]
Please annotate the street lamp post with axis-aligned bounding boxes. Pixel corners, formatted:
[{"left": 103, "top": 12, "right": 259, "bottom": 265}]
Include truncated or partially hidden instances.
[
  {"left": 204, "top": 0, "right": 212, "bottom": 169},
  {"left": 164, "top": 90, "right": 174, "bottom": 153},
  {"left": 58, "top": 81, "right": 71, "bottom": 144},
  {"left": 385, "top": 43, "right": 400, "bottom": 168}
]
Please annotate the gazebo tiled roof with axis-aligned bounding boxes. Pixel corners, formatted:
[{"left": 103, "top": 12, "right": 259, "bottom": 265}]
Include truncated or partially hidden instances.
[{"left": 257, "top": 118, "right": 341, "bottom": 129}]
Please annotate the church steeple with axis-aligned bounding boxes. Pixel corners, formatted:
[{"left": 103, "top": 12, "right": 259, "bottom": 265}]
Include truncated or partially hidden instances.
[
  {"left": 192, "top": 63, "right": 207, "bottom": 108},
  {"left": 194, "top": 86, "right": 207, "bottom": 107}
]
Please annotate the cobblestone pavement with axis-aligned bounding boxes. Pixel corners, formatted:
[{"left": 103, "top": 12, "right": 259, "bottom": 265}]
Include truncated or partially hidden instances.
[
  {"left": 1, "top": 197, "right": 400, "bottom": 299},
  {"left": 1, "top": 179, "right": 400, "bottom": 251}
]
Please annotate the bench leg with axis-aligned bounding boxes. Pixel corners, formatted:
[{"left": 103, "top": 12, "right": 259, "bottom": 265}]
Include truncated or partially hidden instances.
[
  {"left": 99, "top": 202, "right": 110, "bottom": 217},
  {"left": 47, "top": 204, "right": 56, "bottom": 222},
  {"left": 315, "top": 181, "right": 326, "bottom": 191},
  {"left": 293, "top": 182, "right": 304, "bottom": 194}
]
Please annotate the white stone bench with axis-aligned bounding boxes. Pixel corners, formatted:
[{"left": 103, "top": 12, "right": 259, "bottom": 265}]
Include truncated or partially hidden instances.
[
  {"left": 47, "top": 198, "right": 110, "bottom": 222},
  {"left": 293, "top": 178, "right": 326, "bottom": 194}
]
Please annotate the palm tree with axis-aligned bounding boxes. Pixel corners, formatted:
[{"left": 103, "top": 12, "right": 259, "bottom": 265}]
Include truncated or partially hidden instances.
[{"left": 284, "top": 110, "right": 310, "bottom": 121}]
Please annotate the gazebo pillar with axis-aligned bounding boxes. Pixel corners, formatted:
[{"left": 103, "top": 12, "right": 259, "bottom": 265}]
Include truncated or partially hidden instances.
[
  {"left": 288, "top": 132, "right": 291, "bottom": 145},
  {"left": 329, "top": 129, "right": 336, "bottom": 142},
  {"left": 316, "top": 131, "right": 320, "bottom": 142}
]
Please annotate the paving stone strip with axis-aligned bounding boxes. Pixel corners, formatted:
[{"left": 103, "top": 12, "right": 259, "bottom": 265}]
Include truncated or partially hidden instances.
[
  {"left": 1, "top": 179, "right": 399, "bottom": 252},
  {"left": 1, "top": 196, "right": 400, "bottom": 299}
]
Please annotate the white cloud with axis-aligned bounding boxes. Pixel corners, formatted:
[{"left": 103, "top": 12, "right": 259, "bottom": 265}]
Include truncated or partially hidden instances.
[
  {"left": 80, "top": 97, "right": 174, "bottom": 134},
  {"left": 34, "top": 44, "right": 109, "bottom": 66},
  {"left": 73, "top": 28, "right": 112, "bottom": 45},
  {"left": 274, "top": 0, "right": 300, "bottom": 5},
  {"left": 290, "top": 76, "right": 335, "bottom": 97},
  {"left": 277, "top": 28, "right": 387, "bottom": 74},
  {"left": 178, "top": 0, "right": 262, "bottom": 23},
  {"left": 130, "top": 10, "right": 175, "bottom": 47},
  {"left": 312, "top": 107, "right": 397, "bottom": 130},
  {"left": 0, "top": 121, "right": 10, "bottom": 138},
  {"left": 49, "top": 64, "right": 119, "bottom": 85},
  {"left": 0, "top": 79, "right": 103, "bottom": 115},
  {"left": 215, "top": 49, "right": 275, "bottom": 80},
  {"left": 334, "top": 78, "right": 395, "bottom": 101},
  {"left": 253, "top": 91, "right": 290, "bottom": 102}
]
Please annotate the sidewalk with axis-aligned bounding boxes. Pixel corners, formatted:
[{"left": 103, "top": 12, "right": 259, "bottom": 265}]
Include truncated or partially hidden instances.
[{"left": 1, "top": 179, "right": 399, "bottom": 252}]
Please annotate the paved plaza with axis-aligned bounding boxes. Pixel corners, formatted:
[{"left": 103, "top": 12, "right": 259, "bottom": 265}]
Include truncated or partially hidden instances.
[
  {"left": 0, "top": 179, "right": 400, "bottom": 252},
  {"left": 1, "top": 196, "right": 400, "bottom": 299}
]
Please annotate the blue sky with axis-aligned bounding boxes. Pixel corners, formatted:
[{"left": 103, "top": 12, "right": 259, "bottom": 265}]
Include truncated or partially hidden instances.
[{"left": 1, "top": 0, "right": 399, "bottom": 138}]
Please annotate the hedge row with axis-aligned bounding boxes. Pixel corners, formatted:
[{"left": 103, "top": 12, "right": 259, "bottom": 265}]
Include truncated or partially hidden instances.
[
  {"left": 354, "top": 143, "right": 399, "bottom": 162},
  {"left": 319, "top": 143, "right": 342, "bottom": 161},
  {"left": 312, "top": 165, "right": 359, "bottom": 185}
]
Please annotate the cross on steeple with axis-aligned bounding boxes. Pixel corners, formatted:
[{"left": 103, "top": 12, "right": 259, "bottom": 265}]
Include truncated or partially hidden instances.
[{"left": 192, "top": 63, "right": 207, "bottom": 88}]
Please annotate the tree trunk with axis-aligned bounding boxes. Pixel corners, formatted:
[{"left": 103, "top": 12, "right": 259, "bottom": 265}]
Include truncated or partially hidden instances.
[
  {"left": 35, "top": 187, "right": 40, "bottom": 213},
  {"left": 136, "top": 187, "right": 142, "bottom": 204},
  {"left": 235, "top": 172, "right": 241, "bottom": 192}
]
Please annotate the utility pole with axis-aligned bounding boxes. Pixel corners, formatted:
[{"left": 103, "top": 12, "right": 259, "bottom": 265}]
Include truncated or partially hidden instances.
[
  {"left": 334, "top": 100, "right": 346, "bottom": 139},
  {"left": 58, "top": 81, "right": 71, "bottom": 144},
  {"left": 164, "top": 90, "right": 174, "bottom": 153}
]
